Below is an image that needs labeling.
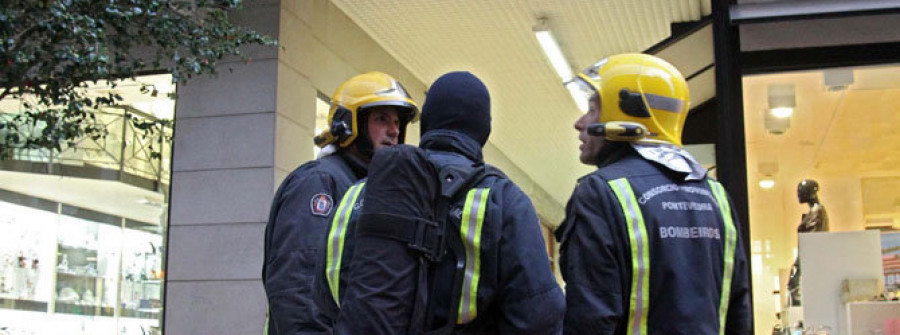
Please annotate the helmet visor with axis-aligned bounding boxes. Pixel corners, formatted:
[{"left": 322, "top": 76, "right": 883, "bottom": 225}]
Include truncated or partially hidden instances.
[
  {"left": 374, "top": 80, "right": 413, "bottom": 101},
  {"left": 363, "top": 80, "right": 420, "bottom": 122},
  {"left": 566, "top": 75, "right": 598, "bottom": 111},
  {"left": 565, "top": 58, "right": 608, "bottom": 112},
  {"left": 579, "top": 58, "right": 607, "bottom": 84}
]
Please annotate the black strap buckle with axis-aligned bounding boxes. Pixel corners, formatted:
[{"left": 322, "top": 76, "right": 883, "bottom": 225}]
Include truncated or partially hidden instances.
[{"left": 408, "top": 218, "right": 443, "bottom": 262}]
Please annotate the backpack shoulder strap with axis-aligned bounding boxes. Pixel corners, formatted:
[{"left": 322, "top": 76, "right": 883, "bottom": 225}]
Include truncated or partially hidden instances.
[
  {"left": 438, "top": 162, "right": 505, "bottom": 200},
  {"left": 423, "top": 163, "right": 505, "bottom": 334}
]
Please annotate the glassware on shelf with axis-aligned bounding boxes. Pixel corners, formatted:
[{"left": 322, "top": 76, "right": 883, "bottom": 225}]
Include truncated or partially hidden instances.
[
  {"left": 57, "top": 254, "right": 69, "bottom": 272},
  {"left": 57, "top": 286, "right": 80, "bottom": 302},
  {"left": 81, "top": 289, "right": 94, "bottom": 304}
]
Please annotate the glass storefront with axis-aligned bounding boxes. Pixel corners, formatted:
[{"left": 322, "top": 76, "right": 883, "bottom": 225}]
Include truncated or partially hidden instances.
[
  {"left": 0, "top": 74, "right": 173, "bottom": 335},
  {"left": 0, "top": 195, "right": 165, "bottom": 334},
  {"left": 743, "top": 64, "right": 900, "bottom": 334}
]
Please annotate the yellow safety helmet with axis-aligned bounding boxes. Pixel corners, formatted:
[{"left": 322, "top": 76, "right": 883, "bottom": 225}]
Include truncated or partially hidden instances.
[
  {"left": 569, "top": 53, "right": 690, "bottom": 147},
  {"left": 314, "top": 71, "right": 419, "bottom": 148}
]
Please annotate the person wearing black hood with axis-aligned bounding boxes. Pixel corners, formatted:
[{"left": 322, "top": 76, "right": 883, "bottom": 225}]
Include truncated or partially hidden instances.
[
  {"left": 262, "top": 72, "right": 419, "bottom": 335},
  {"left": 315, "top": 71, "right": 565, "bottom": 334}
]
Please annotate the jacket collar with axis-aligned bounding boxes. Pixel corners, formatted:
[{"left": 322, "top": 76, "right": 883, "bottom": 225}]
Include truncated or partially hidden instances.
[
  {"left": 630, "top": 143, "right": 707, "bottom": 181},
  {"left": 337, "top": 150, "right": 368, "bottom": 179},
  {"left": 420, "top": 130, "right": 484, "bottom": 163}
]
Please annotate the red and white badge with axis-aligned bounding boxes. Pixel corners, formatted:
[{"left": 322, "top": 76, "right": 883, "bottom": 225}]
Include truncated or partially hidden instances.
[{"left": 310, "top": 193, "right": 334, "bottom": 217}]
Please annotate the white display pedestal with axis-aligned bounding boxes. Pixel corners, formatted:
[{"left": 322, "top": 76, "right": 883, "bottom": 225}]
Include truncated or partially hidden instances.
[
  {"left": 800, "top": 231, "right": 884, "bottom": 334},
  {"left": 846, "top": 301, "right": 900, "bottom": 335}
]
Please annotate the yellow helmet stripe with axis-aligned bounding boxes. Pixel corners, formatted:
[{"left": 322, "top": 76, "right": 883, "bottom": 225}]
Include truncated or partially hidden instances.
[{"left": 643, "top": 93, "right": 685, "bottom": 113}]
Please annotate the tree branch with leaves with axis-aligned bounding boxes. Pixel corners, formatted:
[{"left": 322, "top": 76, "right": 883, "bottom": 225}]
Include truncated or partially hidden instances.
[{"left": 0, "top": 0, "right": 276, "bottom": 154}]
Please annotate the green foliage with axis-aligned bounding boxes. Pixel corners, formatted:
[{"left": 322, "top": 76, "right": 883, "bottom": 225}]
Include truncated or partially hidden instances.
[{"left": 0, "top": 0, "right": 277, "bottom": 155}]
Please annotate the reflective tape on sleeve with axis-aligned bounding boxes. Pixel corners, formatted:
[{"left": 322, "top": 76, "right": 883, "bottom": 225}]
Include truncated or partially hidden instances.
[
  {"left": 708, "top": 180, "right": 737, "bottom": 335},
  {"left": 608, "top": 178, "right": 650, "bottom": 335},
  {"left": 457, "top": 187, "right": 490, "bottom": 324},
  {"left": 326, "top": 182, "right": 366, "bottom": 306}
]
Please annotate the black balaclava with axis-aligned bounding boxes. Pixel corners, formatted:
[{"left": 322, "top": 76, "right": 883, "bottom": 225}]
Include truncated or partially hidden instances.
[{"left": 420, "top": 71, "right": 491, "bottom": 146}]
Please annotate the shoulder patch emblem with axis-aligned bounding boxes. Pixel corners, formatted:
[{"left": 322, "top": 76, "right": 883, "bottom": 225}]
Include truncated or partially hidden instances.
[{"left": 310, "top": 193, "right": 334, "bottom": 217}]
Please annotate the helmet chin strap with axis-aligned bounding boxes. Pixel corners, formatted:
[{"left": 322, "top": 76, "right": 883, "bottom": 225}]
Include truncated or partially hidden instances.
[
  {"left": 593, "top": 142, "right": 631, "bottom": 168},
  {"left": 345, "top": 141, "right": 373, "bottom": 165},
  {"left": 353, "top": 111, "right": 375, "bottom": 158}
]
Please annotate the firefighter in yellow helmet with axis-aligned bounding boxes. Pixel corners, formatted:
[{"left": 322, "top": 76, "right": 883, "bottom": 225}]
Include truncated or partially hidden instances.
[
  {"left": 263, "top": 71, "right": 418, "bottom": 334},
  {"left": 556, "top": 54, "right": 752, "bottom": 334}
]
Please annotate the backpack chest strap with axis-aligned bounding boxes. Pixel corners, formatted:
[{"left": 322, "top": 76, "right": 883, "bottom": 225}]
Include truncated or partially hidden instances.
[{"left": 357, "top": 213, "right": 444, "bottom": 262}]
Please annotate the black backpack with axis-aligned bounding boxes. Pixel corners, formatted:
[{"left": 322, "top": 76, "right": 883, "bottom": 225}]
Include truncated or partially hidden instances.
[{"left": 346, "top": 144, "right": 502, "bottom": 334}]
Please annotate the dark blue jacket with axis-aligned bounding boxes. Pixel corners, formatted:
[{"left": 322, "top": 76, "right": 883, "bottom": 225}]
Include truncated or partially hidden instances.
[
  {"left": 263, "top": 153, "right": 365, "bottom": 335},
  {"left": 325, "top": 132, "right": 565, "bottom": 334},
  {"left": 556, "top": 148, "right": 752, "bottom": 335}
]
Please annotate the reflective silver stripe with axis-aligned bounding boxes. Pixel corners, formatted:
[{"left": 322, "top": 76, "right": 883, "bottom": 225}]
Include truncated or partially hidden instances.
[
  {"left": 457, "top": 187, "right": 490, "bottom": 324},
  {"left": 708, "top": 180, "right": 737, "bottom": 335},
  {"left": 326, "top": 182, "right": 366, "bottom": 306},
  {"left": 608, "top": 178, "right": 650, "bottom": 335},
  {"left": 644, "top": 92, "right": 685, "bottom": 113}
]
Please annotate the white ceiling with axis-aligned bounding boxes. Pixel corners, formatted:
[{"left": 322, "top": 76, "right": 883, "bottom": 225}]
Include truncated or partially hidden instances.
[
  {"left": 330, "top": 0, "right": 712, "bottom": 210},
  {"left": 743, "top": 63, "right": 900, "bottom": 229},
  {"left": 0, "top": 170, "right": 166, "bottom": 225}
]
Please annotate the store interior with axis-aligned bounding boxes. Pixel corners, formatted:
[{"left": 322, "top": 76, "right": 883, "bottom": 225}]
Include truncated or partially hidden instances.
[
  {"left": 0, "top": 75, "right": 173, "bottom": 335},
  {"left": 743, "top": 63, "right": 900, "bottom": 334}
]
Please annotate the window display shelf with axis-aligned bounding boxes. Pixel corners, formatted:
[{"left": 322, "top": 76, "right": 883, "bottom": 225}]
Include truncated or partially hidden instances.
[
  {"left": 56, "top": 244, "right": 97, "bottom": 252},
  {"left": 120, "top": 307, "right": 161, "bottom": 319},
  {"left": 0, "top": 195, "right": 166, "bottom": 334},
  {"left": 0, "top": 297, "right": 48, "bottom": 312},
  {"left": 53, "top": 301, "right": 115, "bottom": 317},
  {"left": 56, "top": 271, "right": 113, "bottom": 280}
]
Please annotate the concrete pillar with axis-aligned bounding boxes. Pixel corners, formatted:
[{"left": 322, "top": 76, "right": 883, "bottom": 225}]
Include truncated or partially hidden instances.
[{"left": 165, "top": 1, "right": 280, "bottom": 334}]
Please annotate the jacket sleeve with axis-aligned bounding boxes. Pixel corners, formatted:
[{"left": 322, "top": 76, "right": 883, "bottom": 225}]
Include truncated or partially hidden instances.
[
  {"left": 495, "top": 181, "right": 566, "bottom": 335},
  {"left": 263, "top": 171, "right": 337, "bottom": 335},
  {"left": 724, "top": 194, "right": 753, "bottom": 335},
  {"left": 557, "top": 176, "right": 629, "bottom": 335},
  {"left": 312, "top": 229, "right": 338, "bottom": 330}
]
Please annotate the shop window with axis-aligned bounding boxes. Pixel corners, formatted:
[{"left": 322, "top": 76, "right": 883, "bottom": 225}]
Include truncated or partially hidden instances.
[
  {"left": 0, "top": 74, "right": 173, "bottom": 334},
  {"left": 743, "top": 64, "right": 900, "bottom": 333}
]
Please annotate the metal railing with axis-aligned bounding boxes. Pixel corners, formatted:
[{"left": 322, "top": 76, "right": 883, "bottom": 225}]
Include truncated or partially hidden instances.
[{"left": 1, "top": 106, "right": 172, "bottom": 185}]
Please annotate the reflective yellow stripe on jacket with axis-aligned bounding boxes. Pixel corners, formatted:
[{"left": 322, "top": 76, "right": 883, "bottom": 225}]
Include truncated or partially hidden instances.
[
  {"left": 326, "top": 182, "right": 366, "bottom": 306},
  {"left": 708, "top": 180, "right": 737, "bottom": 335},
  {"left": 608, "top": 178, "right": 650, "bottom": 335},
  {"left": 457, "top": 187, "right": 490, "bottom": 324},
  {"left": 608, "top": 178, "right": 738, "bottom": 335}
]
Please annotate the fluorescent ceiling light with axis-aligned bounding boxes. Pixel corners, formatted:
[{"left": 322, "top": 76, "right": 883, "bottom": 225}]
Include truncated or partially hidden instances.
[
  {"left": 533, "top": 23, "right": 572, "bottom": 82},
  {"left": 534, "top": 19, "right": 583, "bottom": 112},
  {"left": 770, "top": 107, "right": 793, "bottom": 118}
]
